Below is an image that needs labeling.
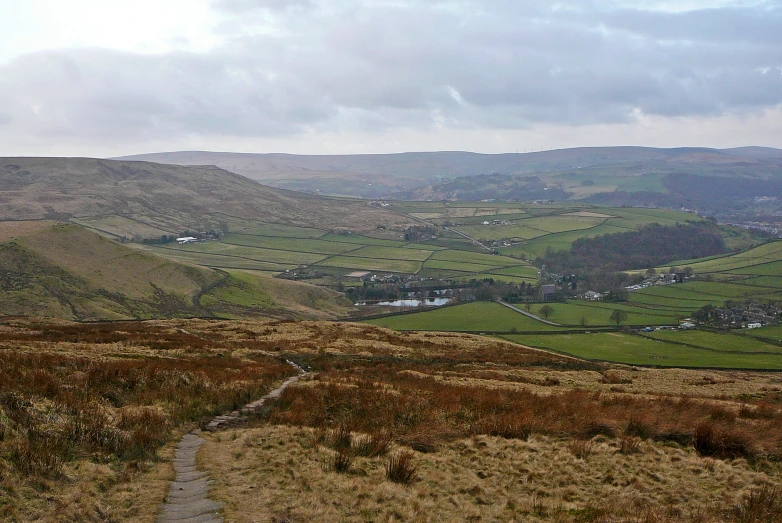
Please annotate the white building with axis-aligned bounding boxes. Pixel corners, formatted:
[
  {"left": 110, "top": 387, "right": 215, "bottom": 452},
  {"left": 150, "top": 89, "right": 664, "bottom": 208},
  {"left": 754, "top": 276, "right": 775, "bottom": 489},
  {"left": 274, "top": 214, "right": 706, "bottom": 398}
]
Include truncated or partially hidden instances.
[{"left": 584, "top": 291, "right": 603, "bottom": 301}]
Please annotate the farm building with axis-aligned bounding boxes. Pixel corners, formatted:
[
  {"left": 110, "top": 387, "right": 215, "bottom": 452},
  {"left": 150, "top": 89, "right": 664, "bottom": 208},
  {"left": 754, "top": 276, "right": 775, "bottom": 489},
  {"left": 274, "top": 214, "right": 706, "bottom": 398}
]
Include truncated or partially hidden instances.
[
  {"left": 584, "top": 291, "right": 603, "bottom": 301},
  {"left": 540, "top": 284, "right": 557, "bottom": 301}
]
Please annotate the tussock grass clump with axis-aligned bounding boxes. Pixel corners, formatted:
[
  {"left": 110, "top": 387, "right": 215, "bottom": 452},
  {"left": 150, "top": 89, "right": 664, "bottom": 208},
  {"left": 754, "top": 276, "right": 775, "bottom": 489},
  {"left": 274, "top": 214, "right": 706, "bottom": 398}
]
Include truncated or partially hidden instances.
[
  {"left": 600, "top": 371, "right": 632, "bottom": 385},
  {"left": 386, "top": 450, "right": 417, "bottom": 485},
  {"left": 731, "top": 485, "right": 782, "bottom": 523},
  {"left": 694, "top": 421, "right": 754, "bottom": 460},
  {"left": 475, "top": 415, "right": 533, "bottom": 441},
  {"left": 739, "top": 403, "right": 780, "bottom": 420},
  {"left": 352, "top": 432, "right": 391, "bottom": 457},
  {"left": 327, "top": 450, "right": 352, "bottom": 474},
  {"left": 619, "top": 435, "right": 642, "bottom": 454},
  {"left": 569, "top": 439, "right": 595, "bottom": 460},
  {"left": 328, "top": 425, "right": 353, "bottom": 451},
  {"left": 624, "top": 417, "right": 656, "bottom": 440}
]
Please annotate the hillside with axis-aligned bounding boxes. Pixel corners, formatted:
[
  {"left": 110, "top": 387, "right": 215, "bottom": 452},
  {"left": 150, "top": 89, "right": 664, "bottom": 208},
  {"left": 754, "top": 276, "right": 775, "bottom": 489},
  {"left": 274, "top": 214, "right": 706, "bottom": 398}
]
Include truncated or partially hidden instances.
[
  {"left": 115, "top": 147, "right": 782, "bottom": 201},
  {"left": 0, "top": 221, "right": 352, "bottom": 321},
  {"left": 0, "top": 157, "right": 405, "bottom": 239}
]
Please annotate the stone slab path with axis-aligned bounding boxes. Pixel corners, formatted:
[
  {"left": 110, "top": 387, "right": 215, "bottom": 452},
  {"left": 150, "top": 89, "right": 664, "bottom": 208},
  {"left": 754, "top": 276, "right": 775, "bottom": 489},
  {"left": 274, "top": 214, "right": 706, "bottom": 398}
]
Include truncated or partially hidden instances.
[{"left": 157, "top": 360, "right": 307, "bottom": 523}]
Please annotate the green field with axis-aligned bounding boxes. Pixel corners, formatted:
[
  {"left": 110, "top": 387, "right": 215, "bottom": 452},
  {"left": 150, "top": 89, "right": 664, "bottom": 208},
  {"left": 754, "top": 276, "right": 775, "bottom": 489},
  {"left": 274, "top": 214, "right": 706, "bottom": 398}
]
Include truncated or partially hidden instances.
[
  {"left": 626, "top": 249, "right": 782, "bottom": 313},
  {"left": 745, "top": 325, "right": 782, "bottom": 341},
  {"left": 429, "top": 204, "right": 713, "bottom": 261},
  {"left": 364, "top": 302, "right": 564, "bottom": 332},
  {"left": 145, "top": 210, "right": 543, "bottom": 283},
  {"left": 529, "top": 301, "right": 679, "bottom": 326},
  {"left": 644, "top": 330, "right": 782, "bottom": 354},
  {"left": 502, "top": 332, "right": 782, "bottom": 369},
  {"left": 658, "top": 241, "right": 782, "bottom": 275},
  {"left": 341, "top": 245, "right": 437, "bottom": 262},
  {"left": 140, "top": 202, "right": 778, "bottom": 372},
  {"left": 364, "top": 299, "right": 679, "bottom": 332}
]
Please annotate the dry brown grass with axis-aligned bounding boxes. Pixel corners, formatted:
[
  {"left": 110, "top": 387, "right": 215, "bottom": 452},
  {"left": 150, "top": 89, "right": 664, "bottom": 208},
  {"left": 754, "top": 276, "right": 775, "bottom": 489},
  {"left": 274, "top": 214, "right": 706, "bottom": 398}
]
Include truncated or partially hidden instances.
[
  {"left": 200, "top": 424, "right": 781, "bottom": 522},
  {"left": 0, "top": 220, "right": 54, "bottom": 242},
  {"left": 386, "top": 450, "right": 418, "bottom": 485},
  {"left": 0, "top": 318, "right": 294, "bottom": 521},
  {"left": 263, "top": 367, "right": 782, "bottom": 463},
  {"left": 4, "top": 316, "right": 782, "bottom": 521}
]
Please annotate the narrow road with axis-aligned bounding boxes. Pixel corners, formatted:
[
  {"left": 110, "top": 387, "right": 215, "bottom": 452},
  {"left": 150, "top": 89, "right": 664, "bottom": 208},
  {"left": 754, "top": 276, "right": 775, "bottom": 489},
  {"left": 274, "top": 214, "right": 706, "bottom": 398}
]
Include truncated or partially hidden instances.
[
  {"left": 497, "top": 299, "right": 563, "bottom": 326},
  {"left": 443, "top": 226, "right": 495, "bottom": 253},
  {"left": 157, "top": 360, "right": 307, "bottom": 523}
]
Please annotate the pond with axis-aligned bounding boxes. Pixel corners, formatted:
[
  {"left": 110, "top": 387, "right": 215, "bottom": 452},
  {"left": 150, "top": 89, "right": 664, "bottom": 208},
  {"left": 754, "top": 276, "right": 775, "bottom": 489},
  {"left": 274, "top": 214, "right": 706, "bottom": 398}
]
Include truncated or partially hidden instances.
[{"left": 356, "top": 297, "right": 451, "bottom": 307}]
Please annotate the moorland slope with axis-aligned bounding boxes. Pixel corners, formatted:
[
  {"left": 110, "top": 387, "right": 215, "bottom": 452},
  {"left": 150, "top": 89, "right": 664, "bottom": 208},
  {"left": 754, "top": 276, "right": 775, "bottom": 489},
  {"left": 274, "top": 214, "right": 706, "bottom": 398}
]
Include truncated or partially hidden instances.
[
  {"left": 0, "top": 221, "right": 351, "bottom": 320},
  {"left": 0, "top": 157, "right": 405, "bottom": 239}
]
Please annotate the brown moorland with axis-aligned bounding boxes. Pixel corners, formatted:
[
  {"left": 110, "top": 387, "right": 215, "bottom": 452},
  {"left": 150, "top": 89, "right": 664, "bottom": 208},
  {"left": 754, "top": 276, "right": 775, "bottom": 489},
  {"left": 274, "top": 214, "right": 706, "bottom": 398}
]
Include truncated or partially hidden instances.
[
  {"left": 2, "top": 318, "right": 782, "bottom": 521},
  {"left": 0, "top": 157, "right": 408, "bottom": 238}
]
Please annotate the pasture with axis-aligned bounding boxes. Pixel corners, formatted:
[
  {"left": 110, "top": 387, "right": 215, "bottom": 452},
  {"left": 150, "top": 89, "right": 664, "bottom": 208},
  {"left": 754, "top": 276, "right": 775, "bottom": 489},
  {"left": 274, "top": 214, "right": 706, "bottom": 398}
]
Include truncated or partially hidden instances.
[
  {"left": 503, "top": 332, "right": 782, "bottom": 369},
  {"left": 146, "top": 208, "right": 541, "bottom": 284},
  {"left": 364, "top": 302, "right": 565, "bottom": 332},
  {"left": 644, "top": 330, "right": 782, "bottom": 355}
]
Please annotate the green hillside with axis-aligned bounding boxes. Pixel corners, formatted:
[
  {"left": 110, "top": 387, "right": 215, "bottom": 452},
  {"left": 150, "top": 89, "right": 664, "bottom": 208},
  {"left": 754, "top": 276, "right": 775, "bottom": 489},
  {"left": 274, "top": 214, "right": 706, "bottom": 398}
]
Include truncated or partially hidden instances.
[{"left": 0, "top": 222, "right": 351, "bottom": 321}]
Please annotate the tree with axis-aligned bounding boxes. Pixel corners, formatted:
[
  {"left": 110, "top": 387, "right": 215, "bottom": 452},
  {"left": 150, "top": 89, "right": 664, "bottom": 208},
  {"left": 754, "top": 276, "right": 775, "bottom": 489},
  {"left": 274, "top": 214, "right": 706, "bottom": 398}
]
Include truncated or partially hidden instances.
[
  {"left": 539, "top": 305, "right": 554, "bottom": 320},
  {"left": 645, "top": 267, "right": 657, "bottom": 278},
  {"left": 579, "top": 316, "right": 588, "bottom": 328},
  {"left": 693, "top": 304, "right": 714, "bottom": 323},
  {"left": 609, "top": 309, "right": 629, "bottom": 326}
]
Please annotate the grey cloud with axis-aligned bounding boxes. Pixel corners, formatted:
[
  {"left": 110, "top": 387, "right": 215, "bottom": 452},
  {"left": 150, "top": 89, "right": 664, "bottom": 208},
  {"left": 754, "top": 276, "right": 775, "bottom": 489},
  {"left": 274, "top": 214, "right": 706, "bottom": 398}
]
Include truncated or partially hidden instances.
[
  {"left": 600, "top": 6, "right": 782, "bottom": 45},
  {"left": 1, "top": 0, "right": 781, "bottom": 150}
]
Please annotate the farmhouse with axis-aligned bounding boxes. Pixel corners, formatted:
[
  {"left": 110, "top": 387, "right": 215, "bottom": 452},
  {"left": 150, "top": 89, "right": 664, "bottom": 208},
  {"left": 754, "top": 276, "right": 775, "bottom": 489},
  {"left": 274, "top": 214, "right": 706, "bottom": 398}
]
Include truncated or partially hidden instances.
[
  {"left": 660, "top": 273, "right": 684, "bottom": 284},
  {"left": 584, "top": 291, "right": 603, "bottom": 301},
  {"left": 540, "top": 284, "right": 557, "bottom": 301}
]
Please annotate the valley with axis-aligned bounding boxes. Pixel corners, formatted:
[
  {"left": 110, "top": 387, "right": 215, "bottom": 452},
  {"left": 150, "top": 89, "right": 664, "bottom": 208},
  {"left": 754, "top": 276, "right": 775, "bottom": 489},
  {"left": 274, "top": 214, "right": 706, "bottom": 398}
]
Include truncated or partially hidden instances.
[
  {"left": 116, "top": 147, "right": 782, "bottom": 233},
  {"left": 2, "top": 155, "right": 782, "bottom": 522}
]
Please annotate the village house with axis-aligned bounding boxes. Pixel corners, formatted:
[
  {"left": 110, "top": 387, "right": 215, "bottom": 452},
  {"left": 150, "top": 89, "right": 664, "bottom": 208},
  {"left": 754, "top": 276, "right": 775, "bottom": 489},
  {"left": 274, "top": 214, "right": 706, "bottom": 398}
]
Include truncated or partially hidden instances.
[{"left": 584, "top": 291, "right": 604, "bottom": 301}]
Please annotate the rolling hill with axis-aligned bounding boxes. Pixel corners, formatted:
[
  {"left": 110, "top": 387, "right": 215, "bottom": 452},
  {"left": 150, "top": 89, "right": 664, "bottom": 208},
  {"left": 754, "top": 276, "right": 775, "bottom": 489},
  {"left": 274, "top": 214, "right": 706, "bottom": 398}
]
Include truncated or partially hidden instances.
[
  {"left": 0, "top": 157, "right": 406, "bottom": 240},
  {"left": 114, "top": 147, "right": 782, "bottom": 201},
  {"left": 0, "top": 221, "right": 352, "bottom": 321}
]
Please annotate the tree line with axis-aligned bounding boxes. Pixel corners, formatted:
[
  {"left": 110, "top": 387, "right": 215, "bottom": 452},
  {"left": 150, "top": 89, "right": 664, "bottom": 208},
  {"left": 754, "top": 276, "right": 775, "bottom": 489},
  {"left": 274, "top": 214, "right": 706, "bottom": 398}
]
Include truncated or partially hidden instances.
[{"left": 537, "top": 222, "right": 728, "bottom": 282}]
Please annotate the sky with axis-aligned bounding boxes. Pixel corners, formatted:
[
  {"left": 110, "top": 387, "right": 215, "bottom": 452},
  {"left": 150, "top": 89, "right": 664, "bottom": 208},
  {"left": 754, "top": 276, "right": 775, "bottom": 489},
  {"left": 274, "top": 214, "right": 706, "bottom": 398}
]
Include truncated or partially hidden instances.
[{"left": 0, "top": 0, "right": 781, "bottom": 157}]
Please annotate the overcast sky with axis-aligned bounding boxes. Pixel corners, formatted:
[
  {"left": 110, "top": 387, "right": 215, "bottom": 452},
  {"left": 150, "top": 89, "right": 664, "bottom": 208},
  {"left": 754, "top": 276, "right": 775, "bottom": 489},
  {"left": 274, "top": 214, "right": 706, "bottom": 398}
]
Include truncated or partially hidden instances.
[{"left": 1, "top": 0, "right": 781, "bottom": 157}]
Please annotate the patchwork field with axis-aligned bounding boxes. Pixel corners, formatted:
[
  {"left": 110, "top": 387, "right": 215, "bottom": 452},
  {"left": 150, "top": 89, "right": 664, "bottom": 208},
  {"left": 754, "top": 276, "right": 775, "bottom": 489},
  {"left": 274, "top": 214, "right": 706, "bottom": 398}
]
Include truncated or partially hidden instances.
[
  {"left": 138, "top": 202, "right": 727, "bottom": 289},
  {"left": 627, "top": 242, "right": 782, "bottom": 311},
  {"left": 386, "top": 202, "right": 719, "bottom": 261},
  {"left": 144, "top": 212, "right": 542, "bottom": 284}
]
